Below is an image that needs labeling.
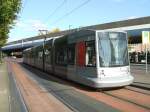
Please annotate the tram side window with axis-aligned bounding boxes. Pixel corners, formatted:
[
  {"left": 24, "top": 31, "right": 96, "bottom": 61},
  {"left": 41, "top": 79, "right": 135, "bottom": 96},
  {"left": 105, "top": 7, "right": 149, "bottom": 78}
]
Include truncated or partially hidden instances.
[
  {"left": 34, "top": 49, "right": 38, "bottom": 59},
  {"left": 68, "top": 44, "right": 75, "bottom": 65},
  {"left": 31, "top": 50, "right": 34, "bottom": 59},
  {"left": 45, "top": 48, "right": 51, "bottom": 64},
  {"left": 85, "top": 41, "right": 96, "bottom": 67},
  {"left": 55, "top": 47, "right": 67, "bottom": 66},
  {"left": 29, "top": 51, "right": 32, "bottom": 60},
  {"left": 38, "top": 51, "right": 43, "bottom": 60}
]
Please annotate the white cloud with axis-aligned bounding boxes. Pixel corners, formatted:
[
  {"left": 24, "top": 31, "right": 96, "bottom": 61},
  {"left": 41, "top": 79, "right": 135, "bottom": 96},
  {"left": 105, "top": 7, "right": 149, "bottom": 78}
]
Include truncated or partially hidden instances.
[
  {"left": 28, "top": 20, "right": 48, "bottom": 30},
  {"left": 16, "top": 21, "right": 28, "bottom": 28},
  {"left": 126, "top": 16, "right": 137, "bottom": 20},
  {"left": 15, "top": 19, "right": 48, "bottom": 32}
]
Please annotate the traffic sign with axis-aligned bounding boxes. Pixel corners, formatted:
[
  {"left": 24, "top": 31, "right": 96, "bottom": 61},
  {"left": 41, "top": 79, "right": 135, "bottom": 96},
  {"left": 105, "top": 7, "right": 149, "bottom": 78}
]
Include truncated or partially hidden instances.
[{"left": 142, "top": 31, "right": 150, "bottom": 44}]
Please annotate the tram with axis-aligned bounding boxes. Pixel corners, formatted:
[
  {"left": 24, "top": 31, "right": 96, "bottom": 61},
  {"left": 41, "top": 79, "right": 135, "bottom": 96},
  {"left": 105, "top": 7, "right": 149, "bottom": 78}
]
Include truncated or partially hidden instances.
[{"left": 23, "top": 29, "right": 134, "bottom": 88}]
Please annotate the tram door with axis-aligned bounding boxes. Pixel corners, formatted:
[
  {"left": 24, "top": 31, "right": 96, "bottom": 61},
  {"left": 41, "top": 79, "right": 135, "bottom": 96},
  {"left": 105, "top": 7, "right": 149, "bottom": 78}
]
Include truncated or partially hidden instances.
[
  {"left": 76, "top": 42, "right": 86, "bottom": 67},
  {"left": 76, "top": 41, "right": 86, "bottom": 78},
  {"left": 67, "top": 41, "right": 86, "bottom": 81},
  {"left": 67, "top": 43, "right": 76, "bottom": 80},
  {"left": 76, "top": 41, "right": 97, "bottom": 78}
]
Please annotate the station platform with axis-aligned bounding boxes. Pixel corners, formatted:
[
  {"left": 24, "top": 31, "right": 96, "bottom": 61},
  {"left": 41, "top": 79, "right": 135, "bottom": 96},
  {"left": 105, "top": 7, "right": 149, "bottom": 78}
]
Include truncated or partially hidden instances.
[
  {"left": 0, "top": 61, "right": 28, "bottom": 112},
  {"left": 0, "top": 62, "right": 10, "bottom": 112}
]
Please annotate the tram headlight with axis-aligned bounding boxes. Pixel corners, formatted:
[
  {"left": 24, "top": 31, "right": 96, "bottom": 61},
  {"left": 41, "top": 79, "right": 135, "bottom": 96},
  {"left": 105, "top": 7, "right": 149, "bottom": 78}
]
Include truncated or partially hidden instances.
[
  {"left": 100, "top": 70, "right": 105, "bottom": 76},
  {"left": 124, "top": 67, "right": 130, "bottom": 75}
]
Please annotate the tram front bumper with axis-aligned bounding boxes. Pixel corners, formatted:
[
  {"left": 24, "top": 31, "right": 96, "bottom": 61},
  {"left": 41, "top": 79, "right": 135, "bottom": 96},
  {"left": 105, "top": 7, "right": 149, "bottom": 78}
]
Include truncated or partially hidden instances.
[{"left": 82, "top": 75, "right": 134, "bottom": 88}]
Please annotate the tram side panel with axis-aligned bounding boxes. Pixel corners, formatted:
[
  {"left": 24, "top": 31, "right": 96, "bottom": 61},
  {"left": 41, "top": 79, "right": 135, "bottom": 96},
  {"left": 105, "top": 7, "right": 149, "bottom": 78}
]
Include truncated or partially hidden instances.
[{"left": 23, "top": 50, "right": 28, "bottom": 64}]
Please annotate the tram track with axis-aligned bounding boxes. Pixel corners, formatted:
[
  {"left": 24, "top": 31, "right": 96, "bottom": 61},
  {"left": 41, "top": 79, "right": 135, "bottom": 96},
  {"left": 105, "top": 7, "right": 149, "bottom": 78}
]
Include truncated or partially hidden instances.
[
  {"left": 102, "top": 88, "right": 150, "bottom": 110},
  {"left": 125, "top": 86, "right": 150, "bottom": 95},
  {"left": 130, "top": 83, "right": 150, "bottom": 91},
  {"left": 77, "top": 88, "right": 149, "bottom": 112}
]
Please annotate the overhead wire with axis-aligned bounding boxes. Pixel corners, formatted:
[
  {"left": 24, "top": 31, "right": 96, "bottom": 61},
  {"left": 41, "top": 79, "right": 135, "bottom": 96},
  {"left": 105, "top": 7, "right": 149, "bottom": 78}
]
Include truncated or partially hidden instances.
[
  {"left": 48, "top": 0, "right": 91, "bottom": 26},
  {"left": 45, "top": 0, "right": 67, "bottom": 23}
]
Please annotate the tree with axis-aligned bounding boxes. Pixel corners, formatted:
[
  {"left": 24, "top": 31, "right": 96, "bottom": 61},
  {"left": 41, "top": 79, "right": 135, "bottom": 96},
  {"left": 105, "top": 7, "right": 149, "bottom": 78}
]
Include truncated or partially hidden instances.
[
  {"left": 0, "top": 0, "right": 21, "bottom": 45},
  {"left": 0, "top": 0, "right": 21, "bottom": 62},
  {"left": 50, "top": 28, "right": 60, "bottom": 33}
]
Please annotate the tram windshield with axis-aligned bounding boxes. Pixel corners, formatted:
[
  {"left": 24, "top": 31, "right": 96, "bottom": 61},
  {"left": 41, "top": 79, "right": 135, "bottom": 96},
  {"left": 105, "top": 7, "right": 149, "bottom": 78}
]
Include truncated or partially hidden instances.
[{"left": 98, "top": 32, "right": 129, "bottom": 67}]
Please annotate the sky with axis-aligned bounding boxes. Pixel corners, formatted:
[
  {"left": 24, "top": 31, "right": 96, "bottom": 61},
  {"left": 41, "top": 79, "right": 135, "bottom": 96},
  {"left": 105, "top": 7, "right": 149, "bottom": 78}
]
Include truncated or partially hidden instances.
[{"left": 8, "top": 0, "right": 150, "bottom": 42}]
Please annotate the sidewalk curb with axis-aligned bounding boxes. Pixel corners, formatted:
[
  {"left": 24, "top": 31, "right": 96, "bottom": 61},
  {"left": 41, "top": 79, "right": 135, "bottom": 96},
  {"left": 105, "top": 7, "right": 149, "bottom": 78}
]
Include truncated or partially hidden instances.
[
  {"left": 131, "top": 63, "right": 150, "bottom": 66},
  {"left": 131, "top": 83, "right": 150, "bottom": 90}
]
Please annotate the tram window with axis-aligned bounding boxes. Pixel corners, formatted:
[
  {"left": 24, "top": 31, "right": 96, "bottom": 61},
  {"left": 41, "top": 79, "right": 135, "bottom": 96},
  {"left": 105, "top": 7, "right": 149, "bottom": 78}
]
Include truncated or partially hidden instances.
[
  {"left": 31, "top": 50, "right": 34, "bottom": 58},
  {"left": 68, "top": 44, "right": 75, "bottom": 65},
  {"left": 85, "top": 41, "right": 96, "bottom": 67},
  {"left": 55, "top": 47, "right": 67, "bottom": 66},
  {"left": 38, "top": 51, "right": 43, "bottom": 59},
  {"left": 35, "top": 49, "right": 38, "bottom": 59},
  {"left": 45, "top": 48, "right": 51, "bottom": 64}
]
